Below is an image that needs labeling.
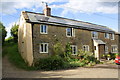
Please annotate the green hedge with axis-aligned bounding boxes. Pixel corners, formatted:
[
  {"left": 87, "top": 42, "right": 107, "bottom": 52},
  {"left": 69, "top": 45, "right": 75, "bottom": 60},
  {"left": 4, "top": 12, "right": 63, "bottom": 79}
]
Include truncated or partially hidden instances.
[{"left": 35, "top": 55, "right": 69, "bottom": 70}]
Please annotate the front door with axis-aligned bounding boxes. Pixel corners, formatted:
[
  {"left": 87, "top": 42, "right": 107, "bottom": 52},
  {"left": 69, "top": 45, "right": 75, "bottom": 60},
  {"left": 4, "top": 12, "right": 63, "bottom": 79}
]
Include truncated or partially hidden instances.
[{"left": 98, "top": 44, "right": 105, "bottom": 59}]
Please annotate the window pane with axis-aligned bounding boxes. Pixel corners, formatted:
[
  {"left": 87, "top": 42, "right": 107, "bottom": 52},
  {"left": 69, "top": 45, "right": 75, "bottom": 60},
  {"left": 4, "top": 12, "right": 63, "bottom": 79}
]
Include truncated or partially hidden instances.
[
  {"left": 67, "top": 28, "right": 72, "bottom": 36},
  {"left": 41, "top": 25, "right": 44, "bottom": 32},
  {"left": 43, "top": 25, "right": 46, "bottom": 33},
  {"left": 112, "top": 46, "right": 118, "bottom": 53},
  {"left": 71, "top": 45, "right": 77, "bottom": 54},
  {"left": 92, "top": 32, "right": 98, "bottom": 38},
  {"left": 105, "top": 33, "right": 109, "bottom": 38},
  {"left": 111, "top": 34, "right": 114, "bottom": 40},
  {"left": 73, "top": 47, "right": 76, "bottom": 54},
  {"left": 41, "top": 44, "right": 44, "bottom": 52},
  {"left": 83, "top": 46, "right": 85, "bottom": 51},
  {"left": 44, "top": 44, "right": 47, "bottom": 52},
  {"left": 40, "top": 25, "right": 47, "bottom": 33}
]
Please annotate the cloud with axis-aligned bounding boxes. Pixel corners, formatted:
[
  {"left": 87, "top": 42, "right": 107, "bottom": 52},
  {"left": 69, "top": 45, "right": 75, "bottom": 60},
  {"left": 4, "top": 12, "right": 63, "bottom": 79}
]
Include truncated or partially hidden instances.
[
  {"left": 0, "top": 0, "right": 67, "bottom": 14},
  {"left": 0, "top": 0, "right": 118, "bottom": 15},
  {"left": 52, "top": 0, "right": 118, "bottom": 16}
]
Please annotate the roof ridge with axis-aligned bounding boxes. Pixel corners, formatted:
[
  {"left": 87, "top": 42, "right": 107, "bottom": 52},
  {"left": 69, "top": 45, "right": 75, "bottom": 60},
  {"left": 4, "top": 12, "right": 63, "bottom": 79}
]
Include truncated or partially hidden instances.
[
  {"left": 24, "top": 11, "right": 117, "bottom": 33},
  {"left": 24, "top": 11, "right": 108, "bottom": 28}
]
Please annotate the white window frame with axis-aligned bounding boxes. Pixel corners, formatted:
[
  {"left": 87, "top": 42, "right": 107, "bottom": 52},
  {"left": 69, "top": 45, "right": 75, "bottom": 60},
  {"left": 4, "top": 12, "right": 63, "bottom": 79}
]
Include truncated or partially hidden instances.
[
  {"left": 111, "top": 33, "right": 115, "bottom": 40},
  {"left": 39, "top": 43, "right": 48, "bottom": 53},
  {"left": 105, "top": 46, "right": 108, "bottom": 54},
  {"left": 82, "top": 45, "right": 89, "bottom": 52},
  {"left": 111, "top": 45, "right": 118, "bottom": 53},
  {"left": 70, "top": 45, "right": 77, "bottom": 55},
  {"left": 104, "top": 33, "right": 109, "bottom": 39},
  {"left": 66, "top": 28, "right": 75, "bottom": 37},
  {"left": 91, "top": 31, "right": 98, "bottom": 39},
  {"left": 40, "top": 25, "right": 48, "bottom": 34}
]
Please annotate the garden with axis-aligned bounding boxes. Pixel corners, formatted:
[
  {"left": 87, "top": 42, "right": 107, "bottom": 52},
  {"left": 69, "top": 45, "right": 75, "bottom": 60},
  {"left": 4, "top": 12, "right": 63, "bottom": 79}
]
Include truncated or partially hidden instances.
[
  {"left": 34, "top": 43, "right": 100, "bottom": 70},
  {"left": 3, "top": 41, "right": 101, "bottom": 71}
]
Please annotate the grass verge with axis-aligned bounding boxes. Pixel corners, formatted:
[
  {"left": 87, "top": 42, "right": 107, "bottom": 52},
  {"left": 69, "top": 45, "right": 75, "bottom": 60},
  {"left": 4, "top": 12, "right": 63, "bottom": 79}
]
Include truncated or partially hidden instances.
[{"left": 2, "top": 42, "right": 37, "bottom": 70}]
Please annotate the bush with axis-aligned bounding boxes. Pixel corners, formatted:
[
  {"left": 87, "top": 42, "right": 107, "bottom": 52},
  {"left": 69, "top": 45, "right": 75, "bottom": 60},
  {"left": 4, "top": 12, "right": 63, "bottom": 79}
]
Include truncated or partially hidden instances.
[
  {"left": 110, "top": 53, "right": 116, "bottom": 59},
  {"left": 0, "top": 22, "right": 7, "bottom": 44},
  {"left": 10, "top": 24, "right": 19, "bottom": 42},
  {"left": 53, "top": 43, "right": 64, "bottom": 56},
  {"left": 5, "top": 36, "right": 14, "bottom": 42},
  {"left": 35, "top": 55, "right": 67, "bottom": 70},
  {"left": 77, "top": 50, "right": 100, "bottom": 65}
]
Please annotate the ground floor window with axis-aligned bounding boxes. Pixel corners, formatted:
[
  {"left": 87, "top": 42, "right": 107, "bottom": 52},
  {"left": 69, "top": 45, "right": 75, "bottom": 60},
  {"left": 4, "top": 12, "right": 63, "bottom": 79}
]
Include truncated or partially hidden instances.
[
  {"left": 105, "top": 46, "right": 108, "bottom": 54},
  {"left": 111, "top": 45, "right": 118, "bottom": 53},
  {"left": 39, "top": 43, "right": 48, "bottom": 53},
  {"left": 82, "top": 45, "right": 89, "bottom": 52},
  {"left": 71, "top": 45, "right": 77, "bottom": 55}
]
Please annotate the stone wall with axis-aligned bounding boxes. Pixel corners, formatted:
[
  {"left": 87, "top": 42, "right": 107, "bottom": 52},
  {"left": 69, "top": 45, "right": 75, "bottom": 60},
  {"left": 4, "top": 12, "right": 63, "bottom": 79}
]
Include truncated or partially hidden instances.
[{"left": 32, "top": 23, "right": 119, "bottom": 61}]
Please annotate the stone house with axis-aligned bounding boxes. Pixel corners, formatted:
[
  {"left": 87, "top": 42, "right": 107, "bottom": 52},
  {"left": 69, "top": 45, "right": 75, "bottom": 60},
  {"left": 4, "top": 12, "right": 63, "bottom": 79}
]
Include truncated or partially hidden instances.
[{"left": 18, "top": 5, "right": 120, "bottom": 66}]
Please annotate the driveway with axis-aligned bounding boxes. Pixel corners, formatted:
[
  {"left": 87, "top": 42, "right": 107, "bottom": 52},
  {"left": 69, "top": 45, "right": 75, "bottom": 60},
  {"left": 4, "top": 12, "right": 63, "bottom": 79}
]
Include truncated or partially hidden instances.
[{"left": 2, "top": 56, "right": 119, "bottom": 78}]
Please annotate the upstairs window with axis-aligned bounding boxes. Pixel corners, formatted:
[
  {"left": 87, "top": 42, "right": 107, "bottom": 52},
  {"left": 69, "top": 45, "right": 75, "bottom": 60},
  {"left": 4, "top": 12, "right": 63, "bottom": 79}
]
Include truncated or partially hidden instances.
[
  {"left": 104, "top": 33, "right": 109, "bottom": 39},
  {"left": 91, "top": 32, "right": 98, "bottom": 39},
  {"left": 66, "top": 28, "right": 75, "bottom": 37},
  {"left": 83, "top": 45, "right": 89, "bottom": 52},
  {"left": 71, "top": 45, "right": 77, "bottom": 55},
  {"left": 111, "top": 45, "right": 118, "bottom": 53},
  {"left": 105, "top": 46, "right": 108, "bottom": 54},
  {"left": 39, "top": 43, "right": 48, "bottom": 53},
  {"left": 111, "top": 33, "right": 115, "bottom": 40},
  {"left": 40, "top": 25, "right": 48, "bottom": 34}
]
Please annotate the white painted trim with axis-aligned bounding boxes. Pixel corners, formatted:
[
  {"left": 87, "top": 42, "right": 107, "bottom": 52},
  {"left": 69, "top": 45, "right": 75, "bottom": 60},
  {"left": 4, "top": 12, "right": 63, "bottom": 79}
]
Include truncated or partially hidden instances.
[
  {"left": 39, "top": 43, "right": 48, "bottom": 53},
  {"left": 72, "top": 28, "right": 75, "bottom": 37},
  {"left": 66, "top": 28, "right": 75, "bottom": 37},
  {"left": 40, "top": 25, "right": 48, "bottom": 34}
]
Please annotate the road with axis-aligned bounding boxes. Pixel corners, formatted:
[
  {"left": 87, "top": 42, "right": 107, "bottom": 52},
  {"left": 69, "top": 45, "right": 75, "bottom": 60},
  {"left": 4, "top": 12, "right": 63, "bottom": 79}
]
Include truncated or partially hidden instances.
[{"left": 2, "top": 56, "right": 119, "bottom": 78}]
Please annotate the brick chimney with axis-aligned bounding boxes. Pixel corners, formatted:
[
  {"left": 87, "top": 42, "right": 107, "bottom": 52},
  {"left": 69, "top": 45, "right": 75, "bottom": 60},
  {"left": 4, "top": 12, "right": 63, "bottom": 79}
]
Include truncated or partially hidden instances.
[{"left": 43, "top": 4, "right": 51, "bottom": 16}]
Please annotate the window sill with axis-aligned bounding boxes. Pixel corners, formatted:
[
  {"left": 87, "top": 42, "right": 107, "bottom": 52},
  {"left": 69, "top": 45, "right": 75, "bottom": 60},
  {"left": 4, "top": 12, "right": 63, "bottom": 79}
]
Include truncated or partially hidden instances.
[
  {"left": 40, "top": 52, "right": 48, "bottom": 53},
  {"left": 71, "top": 54, "right": 77, "bottom": 55},
  {"left": 40, "top": 33, "right": 48, "bottom": 34},
  {"left": 66, "top": 36, "right": 75, "bottom": 37},
  {"left": 111, "top": 39, "right": 114, "bottom": 40},
  {"left": 111, "top": 52, "right": 118, "bottom": 53}
]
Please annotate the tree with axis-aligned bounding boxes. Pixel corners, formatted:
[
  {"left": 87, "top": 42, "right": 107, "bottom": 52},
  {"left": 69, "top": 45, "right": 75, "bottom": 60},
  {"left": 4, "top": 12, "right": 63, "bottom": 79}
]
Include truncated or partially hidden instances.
[
  {"left": 10, "top": 24, "right": 19, "bottom": 42},
  {"left": 0, "top": 22, "right": 7, "bottom": 44}
]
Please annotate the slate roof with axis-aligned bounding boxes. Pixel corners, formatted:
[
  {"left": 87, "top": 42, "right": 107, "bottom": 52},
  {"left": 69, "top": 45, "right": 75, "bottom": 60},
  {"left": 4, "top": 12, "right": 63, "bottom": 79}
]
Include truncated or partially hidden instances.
[{"left": 22, "top": 11, "right": 118, "bottom": 34}]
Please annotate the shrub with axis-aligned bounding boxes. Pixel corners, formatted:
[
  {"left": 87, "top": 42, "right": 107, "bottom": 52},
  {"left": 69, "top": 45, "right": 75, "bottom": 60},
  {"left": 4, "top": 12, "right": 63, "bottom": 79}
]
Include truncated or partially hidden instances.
[
  {"left": 0, "top": 22, "right": 7, "bottom": 44},
  {"left": 5, "top": 36, "right": 14, "bottom": 42},
  {"left": 10, "top": 24, "right": 19, "bottom": 42},
  {"left": 77, "top": 49, "right": 93, "bottom": 59},
  {"left": 64, "top": 43, "right": 72, "bottom": 58},
  {"left": 35, "top": 55, "right": 67, "bottom": 70},
  {"left": 110, "top": 53, "right": 116, "bottom": 59},
  {"left": 53, "top": 42, "right": 64, "bottom": 56},
  {"left": 77, "top": 50, "right": 100, "bottom": 65}
]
